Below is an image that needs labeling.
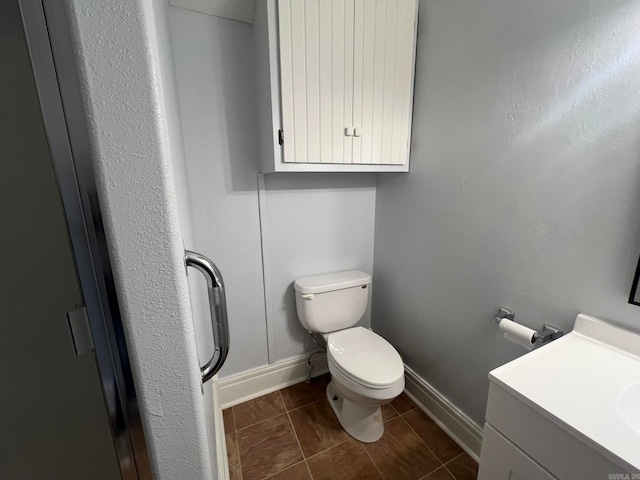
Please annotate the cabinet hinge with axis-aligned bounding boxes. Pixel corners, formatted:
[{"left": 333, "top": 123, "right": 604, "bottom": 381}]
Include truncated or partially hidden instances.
[{"left": 278, "top": 129, "right": 284, "bottom": 146}]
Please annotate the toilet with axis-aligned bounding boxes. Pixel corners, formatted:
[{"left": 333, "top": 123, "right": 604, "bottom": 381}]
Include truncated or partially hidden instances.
[{"left": 294, "top": 270, "right": 405, "bottom": 443}]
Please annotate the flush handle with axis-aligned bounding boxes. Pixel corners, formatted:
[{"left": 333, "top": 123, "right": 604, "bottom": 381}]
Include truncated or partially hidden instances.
[{"left": 302, "top": 294, "right": 315, "bottom": 300}]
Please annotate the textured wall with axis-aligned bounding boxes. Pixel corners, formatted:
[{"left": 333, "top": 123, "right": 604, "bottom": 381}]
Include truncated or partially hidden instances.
[
  {"left": 373, "top": 0, "right": 640, "bottom": 426},
  {"left": 149, "top": 0, "right": 221, "bottom": 475},
  {"left": 168, "top": 6, "right": 378, "bottom": 373},
  {"left": 64, "top": 0, "right": 213, "bottom": 478},
  {"left": 168, "top": 6, "right": 270, "bottom": 375},
  {"left": 263, "top": 174, "right": 377, "bottom": 361}
]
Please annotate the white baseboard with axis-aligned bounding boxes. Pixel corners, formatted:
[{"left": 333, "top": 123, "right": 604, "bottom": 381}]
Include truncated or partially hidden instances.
[
  {"left": 404, "top": 365, "right": 483, "bottom": 462},
  {"left": 210, "top": 376, "right": 229, "bottom": 480},
  {"left": 219, "top": 352, "right": 328, "bottom": 409}
]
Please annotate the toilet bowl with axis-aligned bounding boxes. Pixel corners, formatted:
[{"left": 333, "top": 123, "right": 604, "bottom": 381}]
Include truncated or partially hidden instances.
[{"left": 294, "top": 271, "right": 405, "bottom": 443}]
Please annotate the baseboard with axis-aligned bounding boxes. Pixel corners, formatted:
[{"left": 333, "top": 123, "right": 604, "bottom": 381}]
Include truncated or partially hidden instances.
[
  {"left": 210, "top": 376, "right": 229, "bottom": 480},
  {"left": 404, "top": 365, "right": 483, "bottom": 462},
  {"left": 219, "top": 352, "right": 328, "bottom": 408}
]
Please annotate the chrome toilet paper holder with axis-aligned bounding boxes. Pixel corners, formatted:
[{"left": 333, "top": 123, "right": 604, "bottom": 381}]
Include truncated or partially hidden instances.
[{"left": 495, "top": 307, "right": 563, "bottom": 344}]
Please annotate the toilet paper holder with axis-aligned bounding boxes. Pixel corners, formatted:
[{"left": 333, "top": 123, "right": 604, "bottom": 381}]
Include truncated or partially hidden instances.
[{"left": 495, "top": 307, "right": 563, "bottom": 344}]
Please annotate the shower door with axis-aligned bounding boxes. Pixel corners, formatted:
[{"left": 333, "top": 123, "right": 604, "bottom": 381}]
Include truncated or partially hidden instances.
[{"left": 0, "top": 1, "right": 147, "bottom": 478}]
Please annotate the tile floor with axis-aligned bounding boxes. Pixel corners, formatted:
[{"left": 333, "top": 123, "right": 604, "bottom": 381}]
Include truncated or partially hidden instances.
[{"left": 223, "top": 374, "right": 478, "bottom": 480}]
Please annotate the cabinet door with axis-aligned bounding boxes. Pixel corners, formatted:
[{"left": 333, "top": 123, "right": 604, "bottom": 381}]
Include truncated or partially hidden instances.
[
  {"left": 478, "top": 424, "right": 558, "bottom": 480},
  {"left": 279, "top": 0, "right": 356, "bottom": 164},
  {"left": 353, "top": 0, "right": 417, "bottom": 165}
]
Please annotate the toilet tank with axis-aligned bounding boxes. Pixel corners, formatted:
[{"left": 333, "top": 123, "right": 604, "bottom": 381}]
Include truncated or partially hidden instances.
[{"left": 294, "top": 270, "right": 371, "bottom": 333}]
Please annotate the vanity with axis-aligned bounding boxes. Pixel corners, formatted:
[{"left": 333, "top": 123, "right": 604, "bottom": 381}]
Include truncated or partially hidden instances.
[{"left": 479, "top": 314, "right": 640, "bottom": 479}]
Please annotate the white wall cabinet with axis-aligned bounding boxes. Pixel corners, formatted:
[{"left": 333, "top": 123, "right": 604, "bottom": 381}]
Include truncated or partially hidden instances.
[{"left": 255, "top": 0, "right": 418, "bottom": 173}]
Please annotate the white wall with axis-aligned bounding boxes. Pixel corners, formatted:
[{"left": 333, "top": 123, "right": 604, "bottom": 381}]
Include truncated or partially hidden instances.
[
  {"left": 372, "top": 0, "right": 640, "bottom": 426},
  {"left": 64, "top": 0, "right": 214, "bottom": 477},
  {"left": 149, "top": 1, "right": 221, "bottom": 475},
  {"left": 167, "top": 6, "right": 378, "bottom": 374}
]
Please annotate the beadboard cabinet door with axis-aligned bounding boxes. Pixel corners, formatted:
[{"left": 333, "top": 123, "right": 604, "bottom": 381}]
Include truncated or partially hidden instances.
[
  {"left": 352, "top": 0, "right": 417, "bottom": 166},
  {"left": 256, "top": 0, "right": 418, "bottom": 173}
]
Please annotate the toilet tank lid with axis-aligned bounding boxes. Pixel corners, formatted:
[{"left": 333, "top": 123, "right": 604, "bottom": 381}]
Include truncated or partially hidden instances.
[{"left": 294, "top": 270, "right": 371, "bottom": 294}]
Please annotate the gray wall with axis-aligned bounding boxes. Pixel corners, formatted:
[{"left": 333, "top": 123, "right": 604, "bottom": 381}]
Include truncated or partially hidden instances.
[
  {"left": 373, "top": 0, "right": 640, "bottom": 425},
  {"left": 263, "top": 174, "right": 376, "bottom": 361},
  {"left": 168, "top": 5, "right": 270, "bottom": 377},
  {"left": 168, "top": 6, "right": 377, "bottom": 375}
]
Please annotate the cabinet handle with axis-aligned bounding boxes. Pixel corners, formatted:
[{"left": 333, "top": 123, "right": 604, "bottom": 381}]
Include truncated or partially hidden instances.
[
  {"left": 345, "top": 127, "right": 354, "bottom": 136},
  {"left": 354, "top": 127, "right": 362, "bottom": 137}
]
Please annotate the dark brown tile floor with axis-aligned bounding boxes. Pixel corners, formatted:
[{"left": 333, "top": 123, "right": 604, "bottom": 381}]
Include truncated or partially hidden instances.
[{"left": 224, "top": 374, "right": 478, "bottom": 480}]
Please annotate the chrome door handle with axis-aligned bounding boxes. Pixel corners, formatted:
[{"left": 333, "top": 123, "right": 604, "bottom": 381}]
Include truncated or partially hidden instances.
[{"left": 185, "top": 250, "right": 230, "bottom": 383}]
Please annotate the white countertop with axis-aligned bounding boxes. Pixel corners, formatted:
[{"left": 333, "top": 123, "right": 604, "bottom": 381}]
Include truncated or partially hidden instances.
[{"left": 489, "top": 314, "right": 640, "bottom": 472}]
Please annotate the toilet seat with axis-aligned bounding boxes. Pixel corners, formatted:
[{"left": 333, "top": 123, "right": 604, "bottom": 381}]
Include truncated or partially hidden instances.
[{"left": 326, "top": 327, "right": 404, "bottom": 389}]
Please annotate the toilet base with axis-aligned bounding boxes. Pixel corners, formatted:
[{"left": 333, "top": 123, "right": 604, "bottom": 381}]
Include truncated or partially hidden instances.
[{"left": 326, "top": 381, "right": 384, "bottom": 443}]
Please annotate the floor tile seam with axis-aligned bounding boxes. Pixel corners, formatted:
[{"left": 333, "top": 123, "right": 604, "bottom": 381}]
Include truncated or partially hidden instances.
[
  {"left": 259, "top": 460, "right": 308, "bottom": 480},
  {"left": 361, "top": 441, "right": 384, "bottom": 479},
  {"left": 283, "top": 390, "right": 307, "bottom": 463},
  {"left": 234, "top": 409, "right": 289, "bottom": 433},
  {"left": 442, "top": 452, "right": 464, "bottom": 466},
  {"left": 303, "top": 459, "right": 315, "bottom": 480},
  {"left": 231, "top": 408, "right": 237, "bottom": 433},
  {"left": 442, "top": 463, "right": 457, "bottom": 480},
  {"left": 416, "top": 465, "right": 447, "bottom": 480},
  {"left": 285, "top": 397, "right": 326, "bottom": 414},
  {"left": 235, "top": 429, "right": 244, "bottom": 480},
  {"left": 398, "top": 414, "right": 445, "bottom": 471},
  {"left": 400, "top": 410, "right": 467, "bottom": 465},
  {"left": 253, "top": 399, "right": 304, "bottom": 480},
  {"left": 303, "top": 437, "right": 352, "bottom": 462},
  {"left": 441, "top": 452, "right": 467, "bottom": 480}
]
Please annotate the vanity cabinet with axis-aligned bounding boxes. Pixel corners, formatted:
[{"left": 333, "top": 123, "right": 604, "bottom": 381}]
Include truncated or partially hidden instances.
[
  {"left": 479, "top": 383, "right": 624, "bottom": 480},
  {"left": 479, "top": 314, "right": 640, "bottom": 479},
  {"left": 255, "top": 0, "right": 419, "bottom": 173}
]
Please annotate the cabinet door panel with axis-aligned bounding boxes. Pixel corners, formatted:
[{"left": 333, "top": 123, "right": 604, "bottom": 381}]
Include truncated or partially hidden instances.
[
  {"left": 331, "top": 0, "right": 347, "bottom": 164},
  {"left": 393, "top": 0, "right": 418, "bottom": 165},
  {"left": 318, "top": 2, "right": 333, "bottom": 163},
  {"left": 279, "top": 0, "right": 355, "bottom": 164},
  {"left": 342, "top": 0, "right": 355, "bottom": 165},
  {"left": 278, "top": 0, "right": 302, "bottom": 163},
  {"left": 304, "top": 0, "right": 321, "bottom": 164},
  {"left": 357, "top": 0, "right": 377, "bottom": 164},
  {"left": 355, "top": 0, "right": 417, "bottom": 165}
]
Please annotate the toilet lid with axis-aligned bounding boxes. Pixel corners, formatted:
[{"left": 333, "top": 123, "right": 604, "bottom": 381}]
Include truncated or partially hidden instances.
[{"left": 327, "top": 327, "right": 404, "bottom": 388}]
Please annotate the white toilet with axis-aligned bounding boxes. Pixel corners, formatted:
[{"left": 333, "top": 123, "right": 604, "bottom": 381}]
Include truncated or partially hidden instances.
[{"left": 294, "top": 270, "right": 405, "bottom": 443}]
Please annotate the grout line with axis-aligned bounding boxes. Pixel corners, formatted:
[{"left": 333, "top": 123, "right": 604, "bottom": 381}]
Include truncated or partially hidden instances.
[
  {"left": 442, "top": 452, "right": 465, "bottom": 480},
  {"left": 258, "top": 392, "right": 307, "bottom": 480},
  {"left": 234, "top": 410, "right": 289, "bottom": 433},
  {"left": 417, "top": 465, "right": 448, "bottom": 480},
  {"left": 304, "top": 459, "right": 314, "bottom": 480},
  {"left": 231, "top": 407, "right": 237, "bottom": 433},
  {"left": 282, "top": 390, "right": 307, "bottom": 460},
  {"left": 398, "top": 414, "right": 444, "bottom": 475},
  {"left": 443, "top": 452, "right": 464, "bottom": 466},
  {"left": 261, "top": 461, "right": 309, "bottom": 480},
  {"left": 361, "top": 441, "right": 384, "bottom": 479},
  {"left": 286, "top": 397, "right": 326, "bottom": 414},
  {"left": 443, "top": 464, "right": 456, "bottom": 480},
  {"left": 303, "top": 438, "right": 351, "bottom": 462},
  {"left": 235, "top": 429, "right": 243, "bottom": 480}
]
